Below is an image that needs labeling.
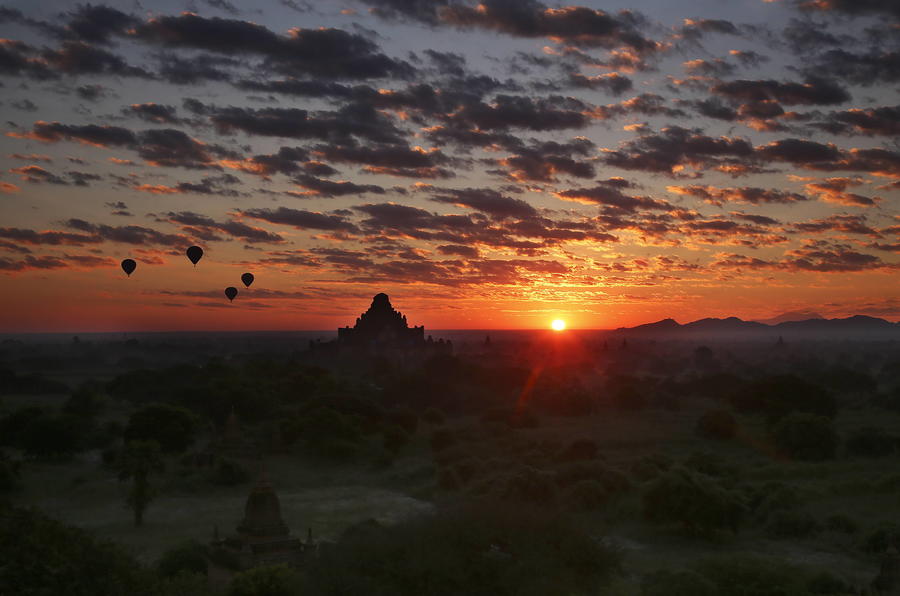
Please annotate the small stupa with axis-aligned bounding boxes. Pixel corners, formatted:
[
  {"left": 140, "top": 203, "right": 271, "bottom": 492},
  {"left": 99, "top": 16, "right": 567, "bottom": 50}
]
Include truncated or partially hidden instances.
[{"left": 216, "top": 467, "right": 307, "bottom": 568}]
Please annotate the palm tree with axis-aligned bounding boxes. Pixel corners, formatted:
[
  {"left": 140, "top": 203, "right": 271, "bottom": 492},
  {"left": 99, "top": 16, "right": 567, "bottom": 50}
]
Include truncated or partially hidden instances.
[{"left": 116, "top": 440, "right": 164, "bottom": 527}]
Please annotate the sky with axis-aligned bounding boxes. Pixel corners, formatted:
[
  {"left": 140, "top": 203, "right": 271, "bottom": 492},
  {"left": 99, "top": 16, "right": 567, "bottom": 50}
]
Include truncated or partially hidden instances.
[{"left": 0, "top": 0, "right": 897, "bottom": 332}]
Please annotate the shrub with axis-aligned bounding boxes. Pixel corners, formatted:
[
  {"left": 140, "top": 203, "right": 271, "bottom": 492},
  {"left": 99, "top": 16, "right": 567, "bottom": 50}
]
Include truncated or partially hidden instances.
[
  {"left": 555, "top": 461, "right": 631, "bottom": 494},
  {"left": 387, "top": 408, "right": 418, "bottom": 435},
  {"left": 502, "top": 466, "right": 558, "bottom": 505},
  {"left": 421, "top": 408, "right": 445, "bottom": 426},
  {"left": 684, "top": 451, "right": 738, "bottom": 482},
  {"left": 772, "top": 413, "right": 839, "bottom": 461},
  {"left": 641, "top": 569, "right": 716, "bottom": 596},
  {"left": 745, "top": 482, "right": 803, "bottom": 522},
  {"left": 228, "top": 564, "right": 301, "bottom": 596},
  {"left": 209, "top": 459, "right": 250, "bottom": 486},
  {"left": 157, "top": 540, "right": 208, "bottom": 578},
  {"left": 861, "top": 523, "right": 900, "bottom": 554},
  {"left": 845, "top": 427, "right": 896, "bottom": 458},
  {"left": 382, "top": 425, "right": 409, "bottom": 454},
  {"left": 0, "top": 451, "right": 19, "bottom": 492},
  {"left": 125, "top": 403, "right": 198, "bottom": 454},
  {"left": 824, "top": 514, "right": 858, "bottom": 535},
  {"left": 566, "top": 480, "right": 612, "bottom": 510},
  {"left": 429, "top": 429, "right": 456, "bottom": 452},
  {"left": 807, "top": 571, "right": 852, "bottom": 594},
  {"left": 643, "top": 467, "right": 744, "bottom": 534},
  {"left": 695, "top": 409, "right": 737, "bottom": 440},
  {"left": 694, "top": 555, "right": 809, "bottom": 595},
  {"left": 630, "top": 454, "right": 673, "bottom": 482},
  {"left": 766, "top": 510, "right": 819, "bottom": 539},
  {"left": 733, "top": 375, "right": 835, "bottom": 423},
  {"left": 558, "top": 439, "right": 599, "bottom": 462},
  {"left": 612, "top": 386, "right": 646, "bottom": 411},
  {"left": 304, "top": 503, "right": 621, "bottom": 596}
]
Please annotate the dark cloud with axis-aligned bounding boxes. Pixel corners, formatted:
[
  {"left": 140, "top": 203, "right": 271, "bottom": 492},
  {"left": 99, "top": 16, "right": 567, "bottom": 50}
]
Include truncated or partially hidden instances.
[
  {"left": 290, "top": 174, "right": 386, "bottom": 197},
  {"left": 123, "top": 103, "right": 180, "bottom": 124},
  {"left": 711, "top": 77, "right": 850, "bottom": 106},
  {"left": 667, "top": 185, "right": 810, "bottom": 205},
  {"left": 165, "top": 211, "right": 283, "bottom": 243},
  {"left": 797, "top": 0, "right": 900, "bottom": 19},
  {"left": 39, "top": 42, "right": 153, "bottom": 78},
  {"left": 812, "top": 105, "right": 900, "bottom": 136},
  {"left": 494, "top": 137, "right": 595, "bottom": 182},
  {"left": 0, "top": 254, "right": 113, "bottom": 273},
  {"left": 63, "top": 219, "right": 186, "bottom": 246},
  {"left": 313, "top": 143, "right": 454, "bottom": 179},
  {"left": 0, "top": 227, "right": 100, "bottom": 246},
  {"left": 807, "top": 49, "right": 900, "bottom": 86},
  {"left": 9, "top": 165, "right": 68, "bottom": 185},
  {"left": 555, "top": 181, "right": 675, "bottom": 213},
  {"left": 131, "top": 13, "right": 413, "bottom": 79},
  {"left": 602, "top": 126, "right": 755, "bottom": 176},
  {"left": 430, "top": 187, "right": 538, "bottom": 219},
  {"left": 241, "top": 207, "right": 359, "bottom": 232},
  {"left": 206, "top": 102, "right": 406, "bottom": 144}
]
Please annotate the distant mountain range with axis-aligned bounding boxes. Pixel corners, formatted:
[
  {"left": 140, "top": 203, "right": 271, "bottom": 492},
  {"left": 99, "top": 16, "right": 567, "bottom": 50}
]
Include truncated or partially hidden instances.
[{"left": 614, "top": 315, "right": 899, "bottom": 339}]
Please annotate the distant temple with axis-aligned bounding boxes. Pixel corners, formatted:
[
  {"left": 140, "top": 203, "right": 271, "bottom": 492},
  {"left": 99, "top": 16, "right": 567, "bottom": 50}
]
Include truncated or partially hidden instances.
[
  {"left": 214, "top": 469, "right": 311, "bottom": 568},
  {"left": 309, "top": 293, "right": 451, "bottom": 363},
  {"left": 338, "top": 293, "right": 425, "bottom": 347}
]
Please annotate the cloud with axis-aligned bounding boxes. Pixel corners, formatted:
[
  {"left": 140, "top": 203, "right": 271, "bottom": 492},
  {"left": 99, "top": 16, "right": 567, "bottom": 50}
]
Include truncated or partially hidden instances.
[
  {"left": 711, "top": 77, "right": 850, "bottom": 106},
  {"left": 430, "top": 187, "right": 539, "bottom": 219},
  {"left": 240, "top": 207, "right": 359, "bottom": 232},
  {"left": 131, "top": 13, "right": 413, "bottom": 79},
  {"left": 666, "top": 185, "right": 809, "bottom": 205}
]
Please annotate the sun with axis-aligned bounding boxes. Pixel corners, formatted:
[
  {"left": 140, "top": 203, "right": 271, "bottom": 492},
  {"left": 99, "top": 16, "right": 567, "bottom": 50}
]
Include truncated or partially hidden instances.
[{"left": 551, "top": 319, "right": 566, "bottom": 331}]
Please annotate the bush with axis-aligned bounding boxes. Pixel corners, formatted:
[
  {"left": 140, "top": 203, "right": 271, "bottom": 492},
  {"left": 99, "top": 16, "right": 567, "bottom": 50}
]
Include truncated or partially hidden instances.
[
  {"left": 861, "top": 523, "right": 900, "bottom": 554},
  {"left": 732, "top": 375, "right": 835, "bottom": 423},
  {"left": 566, "top": 480, "right": 612, "bottom": 510},
  {"left": 125, "top": 403, "right": 198, "bottom": 454},
  {"left": 694, "top": 555, "right": 810, "bottom": 595},
  {"left": 745, "top": 482, "right": 803, "bottom": 522},
  {"left": 228, "top": 564, "right": 301, "bottom": 596},
  {"left": 807, "top": 571, "right": 852, "bottom": 594},
  {"left": 641, "top": 569, "right": 716, "bottom": 596},
  {"left": 0, "top": 451, "right": 20, "bottom": 492},
  {"left": 502, "top": 466, "right": 558, "bottom": 505},
  {"left": 684, "top": 451, "right": 738, "bottom": 482},
  {"left": 304, "top": 504, "right": 622, "bottom": 596},
  {"left": 630, "top": 454, "right": 672, "bottom": 482},
  {"left": 845, "top": 427, "right": 896, "bottom": 458},
  {"left": 421, "top": 408, "right": 445, "bottom": 425},
  {"left": 643, "top": 467, "right": 744, "bottom": 535},
  {"left": 772, "top": 413, "right": 839, "bottom": 461},
  {"left": 824, "top": 514, "right": 858, "bottom": 535},
  {"left": 382, "top": 425, "right": 409, "bottom": 454},
  {"left": 429, "top": 429, "right": 456, "bottom": 452},
  {"left": 766, "top": 510, "right": 819, "bottom": 539},
  {"left": 387, "top": 408, "right": 418, "bottom": 435},
  {"left": 612, "top": 386, "right": 646, "bottom": 411},
  {"left": 209, "top": 459, "right": 250, "bottom": 486},
  {"left": 157, "top": 540, "right": 208, "bottom": 578},
  {"left": 558, "top": 439, "right": 599, "bottom": 462},
  {"left": 555, "top": 461, "right": 631, "bottom": 494},
  {"left": 0, "top": 506, "right": 154, "bottom": 595},
  {"left": 695, "top": 409, "right": 737, "bottom": 441}
]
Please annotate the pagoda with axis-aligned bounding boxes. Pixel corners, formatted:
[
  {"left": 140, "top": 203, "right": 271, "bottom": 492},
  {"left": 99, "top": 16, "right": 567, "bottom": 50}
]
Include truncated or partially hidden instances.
[
  {"left": 215, "top": 469, "right": 309, "bottom": 568},
  {"left": 338, "top": 293, "right": 426, "bottom": 348}
]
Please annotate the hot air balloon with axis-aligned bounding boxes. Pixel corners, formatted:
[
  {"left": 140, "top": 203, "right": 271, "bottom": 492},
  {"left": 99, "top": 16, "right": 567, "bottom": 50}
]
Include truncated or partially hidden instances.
[
  {"left": 241, "top": 272, "right": 254, "bottom": 287},
  {"left": 186, "top": 246, "right": 203, "bottom": 266},
  {"left": 225, "top": 287, "right": 238, "bottom": 302},
  {"left": 121, "top": 259, "right": 136, "bottom": 277}
]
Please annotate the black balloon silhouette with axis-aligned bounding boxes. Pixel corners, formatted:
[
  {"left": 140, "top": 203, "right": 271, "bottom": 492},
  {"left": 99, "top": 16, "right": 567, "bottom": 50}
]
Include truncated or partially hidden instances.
[
  {"left": 186, "top": 246, "right": 203, "bottom": 266},
  {"left": 241, "top": 272, "right": 254, "bottom": 287},
  {"left": 121, "top": 259, "right": 136, "bottom": 277},
  {"left": 225, "top": 287, "right": 238, "bottom": 302}
]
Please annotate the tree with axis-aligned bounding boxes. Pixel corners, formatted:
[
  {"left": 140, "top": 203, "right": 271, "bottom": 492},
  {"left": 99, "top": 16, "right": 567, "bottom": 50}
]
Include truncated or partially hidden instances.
[
  {"left": 117, "top": 440, "right": 164, "bottom": 527},
  {"left": 643, "top": 467, "right": 744, "bottom": 535},
  {"left": 125, "top": 403, "right": 198, "bottom": 454},
  {"left": 772, "top": 414, "right": 839, "bottom": 461},
  {"left": 0, "top": 506, "right": 155, "bottom": 596},
  {"left": 228, "top": 564, "right": 301, "bottom": 596},
  {"left": 695, "top": 409, "right": 737, "bottom": 441}
]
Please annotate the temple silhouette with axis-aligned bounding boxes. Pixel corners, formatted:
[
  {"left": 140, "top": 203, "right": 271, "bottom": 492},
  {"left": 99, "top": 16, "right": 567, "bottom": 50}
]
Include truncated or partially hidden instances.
[{"left": 310, "top": 293, "right": 451, "bottom": 363}]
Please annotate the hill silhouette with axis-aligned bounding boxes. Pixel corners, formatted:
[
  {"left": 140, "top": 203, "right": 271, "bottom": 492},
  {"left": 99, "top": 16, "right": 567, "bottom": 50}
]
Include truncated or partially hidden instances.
[{"left": 614, "top": 315, "right": 898, "bottom": 340}]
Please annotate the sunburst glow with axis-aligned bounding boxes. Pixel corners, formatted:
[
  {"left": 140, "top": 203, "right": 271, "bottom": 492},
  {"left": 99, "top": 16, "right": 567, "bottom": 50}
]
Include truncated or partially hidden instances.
[{"left": 551, "top": 319, "right": 566, "bottom": 331}]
